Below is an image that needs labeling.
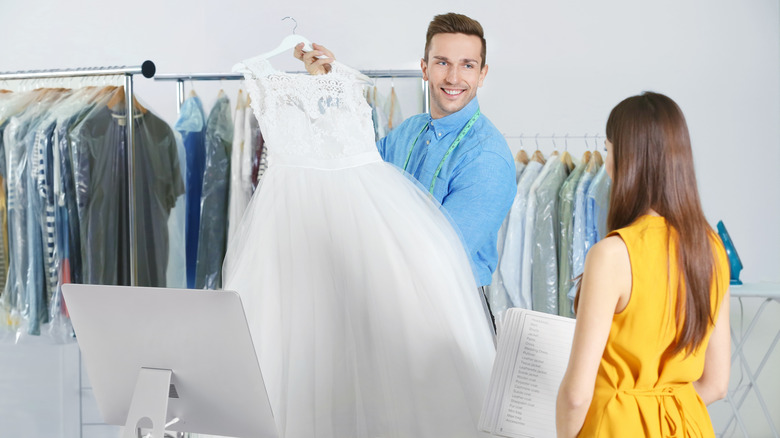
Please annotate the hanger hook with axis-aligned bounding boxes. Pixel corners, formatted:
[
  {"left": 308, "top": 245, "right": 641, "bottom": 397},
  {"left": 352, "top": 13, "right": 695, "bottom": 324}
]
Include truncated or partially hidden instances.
[
  {"left": 551, "top": 133, "right": 557, "bottom": 150},
  {"left": 534, "top": 133, "right": 540, "bottom": 150},
  {"left": 564, "top": 133, "right": 569, "bottom": 151},
  {"left": 282, "top": 16, "right": 298, "bottom": 34}
]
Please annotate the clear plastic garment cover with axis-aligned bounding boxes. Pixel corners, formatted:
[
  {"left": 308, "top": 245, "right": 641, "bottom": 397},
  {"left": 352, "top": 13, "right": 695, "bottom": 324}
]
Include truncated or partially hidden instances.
[{"left": 0, "top": 85, "right": 183, "bottom": 343}]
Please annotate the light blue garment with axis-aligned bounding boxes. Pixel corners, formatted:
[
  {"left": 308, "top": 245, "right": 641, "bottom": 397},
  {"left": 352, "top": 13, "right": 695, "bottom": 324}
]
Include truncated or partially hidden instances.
[
  {"left": 377, "top": 98, "right": 516, "bottom": 286},
  {"left": 487, "top": 160, "right": 526, "bottom": 324},
  {"left": 5, "top": 105, "right": 51, "bottom": 334},
  {"left": 568, "top": 162, "right": 599, "bottom": 305},
  {"left": 4, "top": 115, "right": 32, "bottom": 318},
  {"left": 585, "top": 164, "right": 611, "bottom": 249},
  {"left": 175, "top": 95, "right": 207, "bottom": 288},
  {"left": 499, "top": 160, "right": 543, "bottom": 308},
  {"left": 520, "top": 156, "right": 558, "bottom": 309},
  {"left": 515, "top": 161, "right": 526, "bottom": 182}
]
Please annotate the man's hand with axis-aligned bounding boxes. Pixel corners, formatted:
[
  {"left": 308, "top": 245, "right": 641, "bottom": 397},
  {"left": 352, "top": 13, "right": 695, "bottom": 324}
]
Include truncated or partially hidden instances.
[{"left": 293, "top": 43, "right": 335, "bottom": 75}]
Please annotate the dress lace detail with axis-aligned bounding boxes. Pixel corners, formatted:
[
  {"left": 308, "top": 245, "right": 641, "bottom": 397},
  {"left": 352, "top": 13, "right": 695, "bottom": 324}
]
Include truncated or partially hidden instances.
[{"left": 235, "top": 58, "right": 377, "bottom": 164}]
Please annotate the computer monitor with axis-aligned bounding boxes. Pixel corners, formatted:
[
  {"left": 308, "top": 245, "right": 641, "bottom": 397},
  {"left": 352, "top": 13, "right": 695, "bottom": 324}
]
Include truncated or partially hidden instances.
[{"left": 62, "top": 284, "right": 277, "bottom": 438}]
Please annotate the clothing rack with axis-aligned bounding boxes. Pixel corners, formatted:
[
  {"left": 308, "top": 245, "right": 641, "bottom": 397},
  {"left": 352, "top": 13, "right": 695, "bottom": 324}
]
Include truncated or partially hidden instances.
[
  {"left": 0, "top": 61, "right": 156, "bottom": 286},
  {"left": 155, "top": 69, "right": 429, "bottom": 114}
]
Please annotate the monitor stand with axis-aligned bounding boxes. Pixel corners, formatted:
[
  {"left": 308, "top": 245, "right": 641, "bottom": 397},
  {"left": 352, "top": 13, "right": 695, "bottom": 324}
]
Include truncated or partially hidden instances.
[{"left": 123, "top": 368, "right": 173, "bottom": 438}]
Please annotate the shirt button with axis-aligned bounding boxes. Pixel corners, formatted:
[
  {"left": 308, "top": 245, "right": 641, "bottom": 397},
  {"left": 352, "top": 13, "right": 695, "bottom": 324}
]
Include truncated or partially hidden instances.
[
  {"left": 438, "top": 133, "right": 442, "bottom": 137},
  {"left": 426, "top": 140, "right": 430, "bottom": 145}
]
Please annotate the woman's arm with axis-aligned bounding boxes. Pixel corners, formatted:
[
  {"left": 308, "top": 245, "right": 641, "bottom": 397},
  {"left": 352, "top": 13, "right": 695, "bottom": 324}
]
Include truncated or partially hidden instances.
[
  {"left": 556, "top": 235, "right": 631, "bottom": 437},
  {"left": 693, "top": 288, "right": 731, "bottom": 405}
]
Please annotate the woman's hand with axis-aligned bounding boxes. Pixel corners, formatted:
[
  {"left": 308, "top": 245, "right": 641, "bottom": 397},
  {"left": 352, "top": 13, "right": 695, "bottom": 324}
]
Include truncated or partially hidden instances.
[{"left": 294, "top": 43, "right": 335, "bottom": 75}]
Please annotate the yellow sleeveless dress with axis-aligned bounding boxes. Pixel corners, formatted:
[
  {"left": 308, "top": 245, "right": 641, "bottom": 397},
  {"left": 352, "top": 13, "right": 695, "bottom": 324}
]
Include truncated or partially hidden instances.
[{"left": 578, "top": 215, "right": 729, "bottom": 437}]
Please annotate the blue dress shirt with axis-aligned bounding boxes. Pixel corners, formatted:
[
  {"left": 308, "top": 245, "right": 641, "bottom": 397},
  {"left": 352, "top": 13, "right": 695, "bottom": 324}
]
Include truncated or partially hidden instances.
[
  {"left": 377, "top": 98, "right": 516, "bottom": 286},
  {"left": 175, "top": 96, "right": 206, "bottom": 288}
]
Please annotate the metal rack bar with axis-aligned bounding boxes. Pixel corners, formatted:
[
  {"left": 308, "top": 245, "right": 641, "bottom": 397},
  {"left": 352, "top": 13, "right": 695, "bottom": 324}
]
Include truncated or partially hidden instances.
[
  {"left": 154, "top": 69, "right": 423, "bottom": 81},
  {"left": 0, "top": 61, "right": 156, "bottom": 80},
  {"left": 124, "top": 74, "right": 138, "bottom": 286},
  {"left": 503, "top": 134, "right": 604, "bottom": 139},
  {"left": 156, "top": 69, "right": 428, "bottom": 114}
]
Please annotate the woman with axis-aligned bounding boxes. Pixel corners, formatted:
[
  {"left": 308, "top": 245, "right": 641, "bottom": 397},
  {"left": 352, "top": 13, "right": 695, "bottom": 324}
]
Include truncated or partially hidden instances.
[{"left": 556, "top": 92, "right": 731, "bottom": 437}]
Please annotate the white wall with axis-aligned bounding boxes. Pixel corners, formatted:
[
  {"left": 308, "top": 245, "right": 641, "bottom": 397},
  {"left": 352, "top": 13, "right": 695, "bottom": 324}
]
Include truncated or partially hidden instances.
[
  {"left": 3, "top": 0, "right": 776, "bottom": 282},
  {"left": 1, "top": 1, "right": 778, "bottom": 436}
]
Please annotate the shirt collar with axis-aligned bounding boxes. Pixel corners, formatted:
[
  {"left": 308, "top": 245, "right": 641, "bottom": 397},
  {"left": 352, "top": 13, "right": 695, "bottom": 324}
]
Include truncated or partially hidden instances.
[{"left": 428, "top": 97, "right": 480, "bottom": 136}]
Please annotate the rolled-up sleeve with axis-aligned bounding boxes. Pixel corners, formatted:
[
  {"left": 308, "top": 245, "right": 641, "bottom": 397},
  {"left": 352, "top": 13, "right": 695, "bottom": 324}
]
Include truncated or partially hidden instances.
[{"left": 443, "top": 149, "right": 516, "bottom": 286}]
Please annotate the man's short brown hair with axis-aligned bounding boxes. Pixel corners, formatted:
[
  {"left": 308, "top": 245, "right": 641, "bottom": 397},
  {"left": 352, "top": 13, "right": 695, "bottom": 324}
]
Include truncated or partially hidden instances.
[{"left": 424, "top": 13, "right": 486, "bottom": 68}]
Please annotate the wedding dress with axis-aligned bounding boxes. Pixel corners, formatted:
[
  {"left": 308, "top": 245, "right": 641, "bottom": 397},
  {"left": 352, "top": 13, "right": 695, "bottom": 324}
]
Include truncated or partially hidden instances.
[{"left": 224, "top": 57, "right": 494, "bottom": 438}]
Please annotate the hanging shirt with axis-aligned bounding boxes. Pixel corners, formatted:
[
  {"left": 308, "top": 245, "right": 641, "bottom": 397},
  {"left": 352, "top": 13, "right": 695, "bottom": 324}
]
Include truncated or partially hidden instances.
[
  {"left": 31, "top": 120, "right": 58, "bottom": 318},
  {"left": 487, "top": 160, "right": 527, "bottom": 326},
  {"left": 0, "top": 121, "right": 9, "bottom": 296},
  {"left": 175, "top": 95, "right": 207, "bottom": 288},
  {"left": 500, "top": 160, "right": 543, "bottom": 308},
  {"left": 56, "top": 105, "right": 96, "bottom": 286},
  {"left": 72, "top": 103, "right": 183, "bottom": 287},
  {"left": 585, "top": 164, "right": 611, "bottom": 248},
  {"left": 519, "top": 156, "right": 558, "bottom": 309},
  {"left": 383, "top": 86, "right": 404, "bottom": 133},
  {"left": 195, "top": 94, "right": 232, "bottom": 289},
  {"left": 5, "top": 106, "right": 41, "bottom": 329},
  {"left": 377, "top": 98, "right": 516, "bottom": 286},
  {"left": 227, "top": 91, "right": 247, "bottom": 244},
  {"left": 568, "top": 162, "right": 599, "bottom": 304},
  {"left": 165, "top": 130, "right": 187, "bottom": 289},
  {"left": 530, "top": 156, "right": 569, "bottom": 314},
  {"left": 556, "top": 163, "right": 585, "bottom": 318}
]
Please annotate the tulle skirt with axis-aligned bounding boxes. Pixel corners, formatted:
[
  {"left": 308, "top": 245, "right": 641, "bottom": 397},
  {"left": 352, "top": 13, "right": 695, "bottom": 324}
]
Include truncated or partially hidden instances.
[{"left": 223, "top": 158, "right": 495, "bottom": 438}]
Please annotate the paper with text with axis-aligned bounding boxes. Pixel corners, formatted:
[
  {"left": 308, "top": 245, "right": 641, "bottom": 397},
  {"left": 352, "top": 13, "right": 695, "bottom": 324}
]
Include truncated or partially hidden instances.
[{"left": 480, "top": 308, "right": 575, "bottom": 438}]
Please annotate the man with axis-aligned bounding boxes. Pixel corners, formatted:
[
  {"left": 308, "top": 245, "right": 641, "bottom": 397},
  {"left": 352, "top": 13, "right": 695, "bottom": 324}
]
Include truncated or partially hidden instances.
[{"left": 297, "top": 13, "right": 516, "bottom": 328}]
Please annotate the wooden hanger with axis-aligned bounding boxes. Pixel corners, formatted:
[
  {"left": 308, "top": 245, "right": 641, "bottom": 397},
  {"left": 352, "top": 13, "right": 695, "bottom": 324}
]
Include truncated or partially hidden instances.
[
  {"left": 586, "top": 149, "right": 604, "bottom": 172},
  {"left": 557, "top": 135, "right": 574, "bottom": 171},
  {"left": 89, "top": 85, "right": 118, "bottom": 103},
  {"left": 581, "top": 150, "right": 592, "bottom": 167},
  {"left": 515, "top": 149, "right": 529, "bottom": 165},
  {"left": 592, "top": 150, "right": 603, "bottom": 166},
  {"left": 235, "top": 90, "right": 244, "bottom": 110},
  {"left": 531, "top": 149, "right": 546, "bottom": 165},
  {"left": 560, "top": 150, "right": 574, "bottom": 171},
  {"left": 106, "top": 86, "right": 148, "bottom": 114}
]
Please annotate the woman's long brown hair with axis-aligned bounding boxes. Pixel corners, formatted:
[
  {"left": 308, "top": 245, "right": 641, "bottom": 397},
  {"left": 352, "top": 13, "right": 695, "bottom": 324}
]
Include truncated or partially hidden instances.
[{"left": 583, "top": 92, "right": 719, "bottom": 356}]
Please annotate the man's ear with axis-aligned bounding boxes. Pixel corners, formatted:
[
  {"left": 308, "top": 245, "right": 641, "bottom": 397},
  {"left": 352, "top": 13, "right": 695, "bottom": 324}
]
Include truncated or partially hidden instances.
[{"left": 421, "top": 58, "right": 428, "bottom": 81}]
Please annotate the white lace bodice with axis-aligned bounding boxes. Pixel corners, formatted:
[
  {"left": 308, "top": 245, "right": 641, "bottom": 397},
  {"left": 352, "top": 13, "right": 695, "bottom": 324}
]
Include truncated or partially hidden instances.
[{"left": 235, "top": 57, "right": 379, "bottom": 167}]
